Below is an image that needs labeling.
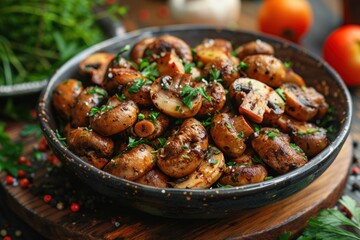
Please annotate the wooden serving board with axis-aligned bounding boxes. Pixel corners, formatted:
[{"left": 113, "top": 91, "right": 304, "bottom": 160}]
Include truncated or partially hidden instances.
[{"left": 0, "top": 122, "right": 352, "bottom": 240}]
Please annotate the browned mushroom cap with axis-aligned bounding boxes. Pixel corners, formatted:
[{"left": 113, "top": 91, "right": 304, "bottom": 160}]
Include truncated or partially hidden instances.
[
  {"left": 228, "top": 78, "right": 285, "bottom": 123},
  {"left": 144, "top": 35, "right": 193, "bottom": 63},
  {"left": 203, "top": 58, "right": 240, "bottom": 88},
  {"left": 276, "top": 114, "right": 328, "bottom": 157},
  {"left": 102, "top": 68, "right": 143, "bottom": 94},
  {"left": 79, "top": 53, "right": 115, "bottom": 85},
  {"left": 104, "top": 144, "right": 156, "bottom": 181},
  {"left": 130, "top": 37, "right": 155, "bottom": 64},
  {"left": 90, "top": 97, "right": 139, "bottom": 136},
  {"left": 156, "top": 50, "right": 185, "bottom": 76},
  {"left": 135, "top": 168, "right": 169, "bottom": 188},
  {"left": 210, "top": 113, "right": 247, "bottom": 158},
  {"left": 282, "top": 83, "right": 328, "bottom": 121},
  {"left": 235, "top": 40, "right": 274, "bottom": 60},
  {"left": 122, "top": 79, "right": 153, "bottom": 108},
  {"left": 67, "top": 127, "right": 114, "bottom": 169},
  {"left": 157, "top": 118, "right": 208, "bottom": 178},
  {"left": 174, "top": 146, "right": 225, "bottom": 189},
  {"left": 242, "top": 55, "right": 286, "bottom": 88},
  {"left": 284, "top": 68, "right": 305, "bottom": 86},
  {"left": 71, "top": 86, "right": 107, "bottom": 127},
  {"left": 53, "top": 79, "right": 83, "bottom": 121},
  {"left": 195, "top": 81, "right": 226, "bottom": 118},
  {"left": 251, "top": 128, "right": 308, "bottom": 173},
  {"left": 197, "top": 38, "right": 233, "bottom": 57},
  {"left": 150, "top": 74, "right": 202, "bottom": 118},
  {"left": 219, "top": 148, "right": 268, "bottom": 186},
  {"left": 133, "top": 110, "right": 170, "bottom": 140}
]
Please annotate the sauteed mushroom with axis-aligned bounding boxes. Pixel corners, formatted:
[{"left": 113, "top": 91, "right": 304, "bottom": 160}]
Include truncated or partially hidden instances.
[
  {"left": 102, "top": 68, "right": 143, "bottom": 94},
  {"left": 235, "top": 40, "right": 274, "bottom": 60},
  {"left": 133, "top": 109, "right": 170, "bottom": 139},
  {"left": 90, "top": 96, "right": 139, "bottom": 136},
  {"left": 219, "top": 148, "right": 268, "bottom": 186},
  {"left": 122, "top": 79, "right": 153, "bottom": 107},
  {"left": 104, "top": 144, "right": 155, "bottom": 181},
  {"left": 53, "top": 79, "right": 83, "bottom": 121},
  {"left": 79, "top": 53, "right": 115, "bottom": 85},
  {"left": 71, "top": 86, "right": 107, "bottom": 127},
  {"left": 67, "top": 127, "right": 114, "bottom": 169},
  {"left": 174, "top": 146, "right": 225, "bottom": 189},
  {"left": 242, "top": 55, "right": 286, "bottom": 87},
  {"left": 156, "top": 50, "right": 185, "bottom": 76},
  {"left": 157, "top": 118, "right": 208, "bottom": 178},
  {"left": 130, "top": 37, "right": 155, "bottom": 64},
  {"left": 195, "top": 81, "right": 226, "bottom": 118},
  {"left": 135, "top": 168, "right": 169, "bottom": 188},
  {"left": 150, "top": 74, "right": 202, "bottom": 118},
  {"left": 252, "top": 128, "right": 308, "bottom": 173}
]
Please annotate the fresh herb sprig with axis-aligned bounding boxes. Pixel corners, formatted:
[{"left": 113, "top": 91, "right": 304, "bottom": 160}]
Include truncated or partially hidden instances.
[{"left": 180, "top": 86, "right": 211, "bottom": 109}]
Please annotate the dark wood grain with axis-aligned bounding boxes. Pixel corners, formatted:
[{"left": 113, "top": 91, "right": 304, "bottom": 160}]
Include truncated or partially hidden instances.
[{"left": 0, "top": 122, "right": 352, "bottom": 240}]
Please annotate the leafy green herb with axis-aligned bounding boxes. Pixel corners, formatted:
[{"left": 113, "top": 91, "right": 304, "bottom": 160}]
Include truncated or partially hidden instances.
[
  {"left": 267, "top": 132, "right": 277, "bottom": 139},
  {"left": 55, "top": 129, "right": 67, "bottom": 145},
  {"left": 180, "top": 86, "right": 210, "bottom": 110},
  {"left": 86, "top": 86, "right": 107, "bottom": 97},
  {"left": 198, "top": 87, "right": 212, "bottom": 101},
  {"left": 265, "top": 176, "right": 273, "bottom": 181},
  {"left": 184, "top": 62, "right": 195, "bottom": 74},
  {"left": 237, "top": 131, "right": 245, "bottom": 138},
  {"left": 127, "top": 79, "right": 152, "bottom": 94},
  {"left": 156, "top": 137, "right": 167, "bottom": 148},
  {"left": 226, "top": 124, "right": 232, "bottom": 129},
  {"left": 197, "top": 61, "right": 204, "bottom": 69},
  {"left": 148, "top": 111, "right": 160, "bottom": 124},
  {"left": 138, "top": 113, "right": 145, "bottom": 121},
  {"left": 238, "top": 61, "right": 249, "bottom": 70},
  {"left": 88, "top": 105, "right": 114, "bottom": 117},
  {"left": 275, "top": 88, "right": 286, "bottom": 101},
  {"left": 127, "top": 137, "right": 150, "bottom": 149},
  {"left": 290, "top": 143, "right": 307, "bottom": 160},
  {"left": 201, "top": 117, "right": 213, "bottom": 128},
  {"left": 116, "top": 93, "right": 127, "bottom": 101},
  {"left": 182, "top": 154, "right": 190, "bottom": 159},
  {"left": 299, "top": 195, "right": 360, "bottom": 240},
  {"left": 140, "top": 59, "right": 158, "bottom": 81},
  {"left": 298, "top": 129, "right": 319, "bottom": 135},
  {"left": 182, "top": 144, "right": 189, "bottom": 150},
  {"left": 115, "top": 44, "right": 130, "bottom": 64},
  {"left": 283, "top": 61, "right": 292, "bottom": 68},
  {"left": 252, "top": 123, "right": 261, "bottom": 134},
  {"left": 277, "top": 231, "right": 291, "bottom": 240},
  {"left": 216, "top": 183, "right": 233, "bottom": 188},
  {"left": 209, "top": 159, "right": 218, "bottom": 165},
  {"left": 175, "top": 106, "right": 181, "bottom": 111},
  {"left": 209, "top": 68, "right": 221, "bottom": 82},
  {"left": 214, "top": 150, "right": 221, "bottom": 155},
  {"left": 0, "top": 122, "right": 25, "bottom": 176},
  {"left": 252, "top": 155, "right": 264, "bottom": 165},
  {"left": 226, "top": 161, "right": 236, "bottom": 166}
]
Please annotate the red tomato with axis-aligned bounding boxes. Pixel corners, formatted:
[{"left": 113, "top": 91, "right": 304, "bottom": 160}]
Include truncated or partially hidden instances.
[
  {"left": 323, "top": 25, "right": 360, "bottom": 86},
  {"left": 257, "top": 0, "right": 313, "bottom": 42}
]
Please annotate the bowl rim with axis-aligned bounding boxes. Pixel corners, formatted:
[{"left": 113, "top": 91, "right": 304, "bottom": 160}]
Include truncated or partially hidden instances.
[{"left": 38, "top": 24, "right": 353, "bottom": 197}]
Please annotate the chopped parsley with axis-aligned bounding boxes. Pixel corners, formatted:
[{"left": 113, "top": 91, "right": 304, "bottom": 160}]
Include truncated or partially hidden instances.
[
  {"left": 156, "top": 137, "right": 167, "bottom": 148},
  {"left": 127, "top": 137, "right": 150, "bottom": 149},
  {"left": 148, "top": 111, "right": 160, "bottom": 124},
  {"left": 267, "top": 132, "right": 277, "bottom": 139},
  {"left": 265, "top": 176, "right": 273, "bottom": 181},
  {"left": 209, "top": 159, "right": 218, "bottom": 165},
  {"left": 226, "top": 161, "right": 236, "bottom": 166},
  {"left": 182, "top": 144, "right": 189, "bottom": 150},
  {"left": 216, "top": 183, "right": 233, "bottom": 188},
  {"left": 201, "top": 116, "right": 213, "bottom": 128},
  {"left": 115, "top": 93, "right": 127, "bottom": 101},
  {"left": 137, "top": 113, "right": 145, "bottom": 121},
  {"left": 297, "top": 128, "right": 319, "bottom": 135},
  {"left": 197, "top": 61, "right": 204, "bottom": 69},
  {"left": 175, "top": 106, "right": 181, "bottom": 111},
  {"left": 182, "top": 154, "right": 190, "bottom": 159},
  {"left": 180, "top": 86, "right": 211, "bottom": 110},
  {"left": 184, "top": 62, "right": 195, "bottom": 74},
  {"left": 55, "top": 129, "right": 67, "bottom": 144},
  {"left": 283, "top": 61, "right": 292, "bottom": 68},
  {"left": 238, "top": 61, "right": 249, "bottom": 71},
  {"left": 209, "top": 68, "right": 221, "bottom": 82},
  {"left": 115, "top": 44, "right": 131, "bottom": 64},
  {"left": 252, "top": 123, "right": 261, "bottom": 134},
  {"left": 275, "top": 88, "right": 286, "bottom": 101},
  {"left": 252, "top": 155, "right": 264, "bottom": 165},
  {"left": 290, "top": 143, "right": 307, "bottom": 160},
  {"left": 237, "top": 131, "right": 245, "bottom": 138},
  {"left": 127, "top": 79, "right": 152, "bottom": 94},
  {"left": 85, "top": 86, "right": 107, "bottom": 97},
  {"left": 88, "top": 105, "right": 114, "bottom": 117}
]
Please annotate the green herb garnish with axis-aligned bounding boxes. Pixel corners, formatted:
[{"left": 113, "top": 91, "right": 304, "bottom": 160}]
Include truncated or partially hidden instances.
[
  {"left": 88, "top": 105, "right": 114, "bottom": 117},
  {"left": 137, "top": 113, "right": 145, "bottom": 121},
  {"left": 283, "top": 61, "right": 292, "bottom": 68},
  {"left": 275, "top": 88, "right": 286, "bottom": 101},
  {"left": 127, "top": 137, "right": 150, "bottom": 149},
  {"left": 237, "top": 131, "right": 245, "bottom": 138},
  {"left": 148, "top": 111, "right": 160, "bottom": 124},
  {"left": 238, "top": 61, "right": 249, "bottom": 71},
  {"left": 115, "top": 44, "right": 130, "bottom": 63},
  {"left": 180, "top": 86, "right": 210, "bottom": 110},
  {"left": 209, "top": 159, "right": 218, "bottom": 165},
  {"left": 85, "top": 86, "right": 107, "bottom": 97},
  {"left": 184, "top": 62, "right": 195, "bottom": 74},
  {"left": 209, "top": 68, "right": 221, "bottom": 82},
  {"left": 127, "top": 79, "right": 152, "bottom": 94}
]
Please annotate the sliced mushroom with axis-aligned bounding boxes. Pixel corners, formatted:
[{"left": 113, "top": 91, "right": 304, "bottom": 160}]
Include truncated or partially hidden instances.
[
  {"left": 231, "top": 115, "right": 254, "bottom": 138},
  {"left": 235, "top": 40, "right": 274, "bottom": 60},
  {"left": 201, "top": 38, "right": 233, "bottom": 56},
  {"left": 135, "top": 168, "right": 169, "bottom": 188},
  {"left": 195, "top": 81, "right": 226, "bottom": 118},
  {"left": 251, "top": 128, "right": 308, "bottom": 173},
  {"left": 276, "top": 114, "right": 328, "bottom": 157},
  {"left": 284, "top": 68, "right": 305, "bottom": 86},
  {"left": 102, "top": 68, "right": 143, "bottom": 94},
  {"left": 228, "top": 78, "right": 285, "bottom": 123},
  {"left": 210, "top": 113, "right": 247, "bottom": 157},
  {"left": 67, "top": 127, "right": 114, "bottom": 169},
  {"left": 144, "top": 35, "right": 193, "bottom": 63},
  {"left": 71, "top": 86, "right": 107, "bottom": 127},
  {"left": 79, "top": 53, "right": 115, "bottom": 85},
  {"left": 282, "top": 83, "right": 328, "bottom": 121},
  {"left": 133, "top": 109, "right": 170, "bottom": 140},
  {"left": 130, "top": 37, "right": 155, "bottom": 64},
  {"left": 104, "top": 144, "right": 156, "bottom": 181},
  {"left": 90, "top": 97, "right": 139, "bottom": 136},
  {"left": 219, "top": 148, "right": 268, "bottom": 186},
  {"left": 156, "top": 50, "right": 185, "bottom": 76},
  {"left": 174, "top": 146, "right": 225, "bottom": 189},
  {"left": 122, "top": 79, "right": 153, "bottom": 107},
  {"left": 150, "top": 74, "right": 202, "bottom": 118},
  {"left": 157, "top": 118, "right": 208, "bottom": 178},
  {"left": 53, "top": 79, "right": 83, "bottom": 121},
  {"left": 242, "top": 55, "right": 286, "bottom": 87}
]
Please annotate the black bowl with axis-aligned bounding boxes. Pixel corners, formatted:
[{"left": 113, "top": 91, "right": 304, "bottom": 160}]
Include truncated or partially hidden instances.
[{"left": 38, "top": 25, "right": 352, "bottom": 218}]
